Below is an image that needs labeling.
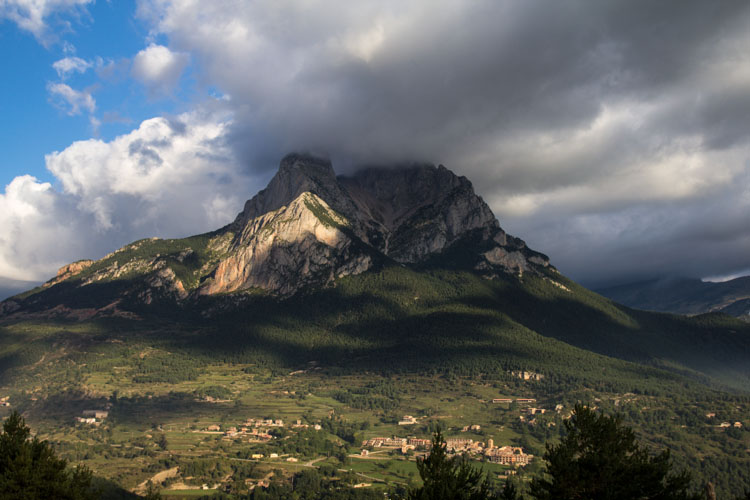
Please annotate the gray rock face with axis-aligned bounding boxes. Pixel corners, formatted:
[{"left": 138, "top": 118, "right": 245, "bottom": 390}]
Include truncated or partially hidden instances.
[
  {"left": 339, "top": 165, "right": 501, "bottom": 262},
  {"left": 203, "top": 192, "right": 373, "bottom": 296},
  {"left": 212, "top": 155, "right": 549, "bottom": 295},
  {"left": 233, "top": 154, "right": 360, "bottom": 230}
]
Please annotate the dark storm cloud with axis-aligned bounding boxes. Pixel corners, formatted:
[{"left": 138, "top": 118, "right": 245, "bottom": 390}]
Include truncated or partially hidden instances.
[
  {"left": 0, "top": 277, "right": 40, "bottom": 301},
  {"left": 138, "top": 1, "right": 750, "bottom": 286}
]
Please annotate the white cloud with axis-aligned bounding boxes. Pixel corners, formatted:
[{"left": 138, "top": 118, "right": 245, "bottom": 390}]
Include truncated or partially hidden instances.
[
  {"left": 4, "top": 1, "right": 750, "bottom": 286},
  {"left": 47, "top": 82, "right": 95, "bottom": 115},
  {"left": 0, "top": 0, "right": 92, "bottom": 41},
  {"left": 0, "top": 111, "right": 256, "bottom": 281},
  {"left": 52, "top": 56, "right": 92, "bottom": 78},
  {"left": 133, "top": 0, "right": 750, "bottom": 285},
  {"left": 61, "top": 40, "right": 76, "bottom": 54},
  {"left": 0, "top": 175, "right": 85, "bottom": 281},
  {"left": 131, "top": 43, "right": 189, "bottom": 94}
]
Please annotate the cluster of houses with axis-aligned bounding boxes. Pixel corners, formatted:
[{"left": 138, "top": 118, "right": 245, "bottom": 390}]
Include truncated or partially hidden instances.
[
  {"left": 718, "top": 421, "right": 743, "bottom": 429},
  {"left": 360, "top": 435, "right": 532, "bottom": 466},
  {"left": 706, "top": 413, "right": 744, "bottom": 429},
  {"left": 510, "top": 371, "right": 545, "bottom": 381},
  {"left": 75, "top": 410, "right": 108, "bottom": 425},
  {"left": 492, "top": 398, "right": 537, "bottom": 404},
  {"left": 202, "top": 418, "right": 323, "bottom": 441},
  {"left": 248, "top": 452, "right": 292, "bottom": 460},
  {"left": 398, "top": 415, "right": 418, "bottom": 425},
  {"left": 484, "top": 443, "right": 533, "bottom": 465}
]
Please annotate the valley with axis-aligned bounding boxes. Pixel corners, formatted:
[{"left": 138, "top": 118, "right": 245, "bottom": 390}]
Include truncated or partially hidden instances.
[
  {"left": 2, "top": 156, "right": 750, "bottom": 498},
  {"left": 2, "top": 267, "right": 750, "bottom": 498}
]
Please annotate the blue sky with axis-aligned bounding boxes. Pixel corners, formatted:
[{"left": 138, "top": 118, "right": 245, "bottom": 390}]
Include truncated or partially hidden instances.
[
  {"left": 0, "top": 0, "right": 182, "bottom": 187},
  {"left": 0, "top": 1, "right": 749, "bottom": 294}
]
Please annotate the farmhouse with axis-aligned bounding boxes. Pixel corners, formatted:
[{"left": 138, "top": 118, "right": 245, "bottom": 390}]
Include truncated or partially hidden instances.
[
  {"left": 82, "top": 410, "right": 109, "bottom": 419},
  {"left": 445, "top": 438, "right": 474, "bottom": 451},
  {"left": 407, "top": 438, "right": 432, "bottom": 449},
  {"left": 363, "top": 437, "right": 407, "bottom": 448},
  {"left": 398, "top": 415, "right": 417, "bottom": 425},
  {"left": 485, "top": 446, "right": 533, "bottom": 465}
]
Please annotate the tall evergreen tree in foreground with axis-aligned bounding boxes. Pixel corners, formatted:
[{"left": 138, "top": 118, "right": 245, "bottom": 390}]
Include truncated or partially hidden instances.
[
  {"left": 0, "top": 410, "right": 94, "bottom": 499},
  {"left": 407, "top": 427, "right": 500, "bottom": 500},
  {"left": 530, "top": 404, "right": 701, "bottom": 500}
]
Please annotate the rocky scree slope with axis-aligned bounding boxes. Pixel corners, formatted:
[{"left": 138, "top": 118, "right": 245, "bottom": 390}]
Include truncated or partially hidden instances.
[{"left": 0, "top": 154, "right": 549, "bottom": 316}]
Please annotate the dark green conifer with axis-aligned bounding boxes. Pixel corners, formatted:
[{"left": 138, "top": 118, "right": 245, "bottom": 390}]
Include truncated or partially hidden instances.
[
  {"left": 530, "top": 404, "right": 700, "bottom": 500},
  {"left": 0, "top": 410, "right": 94, "bottom": 499}
]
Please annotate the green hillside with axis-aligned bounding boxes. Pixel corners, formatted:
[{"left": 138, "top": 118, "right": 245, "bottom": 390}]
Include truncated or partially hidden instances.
[{"left": 1, "top": 264, "right": 749, "bottom": 497}]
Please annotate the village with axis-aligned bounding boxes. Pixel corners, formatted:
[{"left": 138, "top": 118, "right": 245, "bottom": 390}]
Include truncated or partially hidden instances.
[
  {"left": 361, "top": 432, "right": 533, "bottom": 466},
  {"left": 56, "top": 390, "right": 746, "bottom": 496}
]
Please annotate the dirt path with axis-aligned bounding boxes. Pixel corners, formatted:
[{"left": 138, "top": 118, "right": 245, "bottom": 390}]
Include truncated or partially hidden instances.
[{"left": 134, "top": 466, "right": 179, "bottom": 494}]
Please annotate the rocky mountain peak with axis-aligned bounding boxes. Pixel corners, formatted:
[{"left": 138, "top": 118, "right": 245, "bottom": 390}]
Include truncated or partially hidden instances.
[
  {"left": 1, "top": 154, "right": 552, "bottom": 316},
  {"left": 342, "top": 164, "right": 497, "bottom": 228},
  {"left": 233, "top": 154, "right": 347, "bottom": 228},
  {"left": 203, "top": 191, "right": 372, "bottom": 296}
]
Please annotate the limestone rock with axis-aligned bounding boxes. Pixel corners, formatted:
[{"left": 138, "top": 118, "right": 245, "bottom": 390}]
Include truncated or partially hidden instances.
[
  {"left": 203, "top": 192, "right": 373, "bottom": 296},
  {"left": 44, "top": 260, "right": 94, "bottom": 287}
]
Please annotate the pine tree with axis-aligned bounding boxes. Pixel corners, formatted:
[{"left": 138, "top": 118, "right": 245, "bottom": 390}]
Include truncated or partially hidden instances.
[
  {"left": 529, "top": 404, "right": 701, "bottom": 500},
  {"left": 500, "top": 478, "right": 522, "bottom": 500},
  {"left": 0, "top": 410, "right": 94, "bottom": 499},
  {"left": 408, "top": 427, "right": 498, "bottom": 500}
]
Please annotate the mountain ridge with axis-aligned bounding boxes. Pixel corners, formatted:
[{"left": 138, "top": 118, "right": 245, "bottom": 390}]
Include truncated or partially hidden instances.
[
  {"left": 2, "top": 156, "right": 750, "bottom": 498},
  {"left": 597, "top": 276, "right": 750, "bottom": 319},
  {"left": 0, "top": 154, "right": 549, "bottom": 315}
]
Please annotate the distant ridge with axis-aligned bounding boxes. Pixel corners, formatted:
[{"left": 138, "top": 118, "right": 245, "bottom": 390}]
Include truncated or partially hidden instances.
[
  {"left": 0, "top": 277, "right": 41, "bottom": 301},
  {"left": 597, "top": 276, "right": 750, "bottom": 319}
]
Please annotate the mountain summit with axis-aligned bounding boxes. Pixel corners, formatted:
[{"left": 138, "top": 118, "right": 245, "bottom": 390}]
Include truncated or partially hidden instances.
[{"left": 0, "top": 154, "right": 549, "bottom": 316}]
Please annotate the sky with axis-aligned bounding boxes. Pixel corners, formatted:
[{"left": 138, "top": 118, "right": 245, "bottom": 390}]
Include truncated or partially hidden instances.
[{"left": 1, "top": 0, "right": 749, "bottom": 297}]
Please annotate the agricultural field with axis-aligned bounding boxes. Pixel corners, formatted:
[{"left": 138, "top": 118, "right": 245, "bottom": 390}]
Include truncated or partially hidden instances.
[{"left": 2, "top": 359, "right": 748, "bottom": 497}]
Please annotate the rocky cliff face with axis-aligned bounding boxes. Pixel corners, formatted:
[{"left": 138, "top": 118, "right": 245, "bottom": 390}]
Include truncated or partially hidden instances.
[
  {"left": 203, "top": 192, "right": 372, "bottom": 296},
  {"left": 44, "top": 260, "right": 95, "bottom": 288},
  {"left": 339, "top": 165, "right": 502, "bottom": 263},
  {"left": 1, "top": 154, "right": 551, "bottom": 315},
  {"left": 206, "top": 154, "right": 549, "bottom": 295}
]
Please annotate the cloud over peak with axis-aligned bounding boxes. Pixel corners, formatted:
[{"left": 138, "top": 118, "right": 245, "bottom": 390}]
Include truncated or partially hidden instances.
[
  {"left": 131, "top": 43, "right": 189, "bottom": 94},
  {"left": 134, "top": 0, "right": 750, "bottom": 285},
  {"left": 3, "top": 0, "right": 750, "bottom": 288}
]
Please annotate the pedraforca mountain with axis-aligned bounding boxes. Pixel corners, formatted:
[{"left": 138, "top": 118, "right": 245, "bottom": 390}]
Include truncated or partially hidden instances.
[
  {"left": 207, "top": 154, "right": 549, "bottom": 295},
  {"left": 0, "top": 154, "right": 550, "bottom": 316}
]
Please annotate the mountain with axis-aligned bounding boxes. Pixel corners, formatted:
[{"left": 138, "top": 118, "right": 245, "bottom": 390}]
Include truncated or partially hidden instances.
[
  {"left": 2, "top": 153, "right": 750, "bottom": 388},
  {"left": 597, "top": 276, "right": 750, "bottom": 319},
  {"left": 0, "top": 154, "right": 549, "bottom": 315},
  {"left": 2, "top": 154, "right": 750, "bottom": 497}
]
